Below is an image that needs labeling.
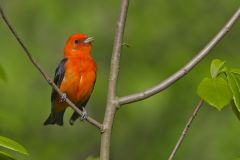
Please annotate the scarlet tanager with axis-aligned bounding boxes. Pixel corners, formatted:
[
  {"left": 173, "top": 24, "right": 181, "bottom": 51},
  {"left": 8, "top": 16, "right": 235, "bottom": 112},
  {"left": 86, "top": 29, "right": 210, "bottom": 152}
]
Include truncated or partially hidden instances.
[{"left": 44, "top": 33, "right": 96, "bottom": 126}]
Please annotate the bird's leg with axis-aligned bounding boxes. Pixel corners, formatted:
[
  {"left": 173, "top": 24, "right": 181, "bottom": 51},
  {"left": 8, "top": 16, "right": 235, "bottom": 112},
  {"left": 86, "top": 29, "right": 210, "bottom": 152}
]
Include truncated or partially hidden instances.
[
  {"left": 80, "top": 108, "right": 88, "bottom": 121},
  {"left": 60, "top": 93, "right": 67, "bottom": 102}
]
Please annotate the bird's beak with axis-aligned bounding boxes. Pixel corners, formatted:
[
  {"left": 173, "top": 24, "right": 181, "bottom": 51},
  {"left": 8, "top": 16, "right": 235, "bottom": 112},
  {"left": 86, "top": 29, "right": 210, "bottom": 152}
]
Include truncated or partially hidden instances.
[{"left": 83, "top": 37, "right": 95, "bottom": 44}]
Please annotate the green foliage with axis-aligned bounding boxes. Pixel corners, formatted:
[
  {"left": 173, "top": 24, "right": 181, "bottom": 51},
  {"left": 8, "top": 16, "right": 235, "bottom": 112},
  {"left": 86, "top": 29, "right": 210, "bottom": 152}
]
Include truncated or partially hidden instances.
[
  {"left": 0, "top": 1, "right": 238, "bottom": 160},
  {"left": 226, "top": 72, "right": 240, "bottom": 111},
  {"left": 231, "top": 101, "right": 240, "bottom": 120},
  {"left": 198, "top": 59, "right": 240, "bottom": 119},
  {"left": 229, "top": 68, "right": 240, "bottom": 75},
  {"left": 0, "top": 136, "right": 28, "bottom": 160},
  {"left": 210, "top": 59, "right": 225, "bottom": 78},
  {"left": 197, "top": 77, "right": 232, "bottom": 110},
  {"left": 0, "top": 151, "right": 16, "bottom": 160},
  {"left": 0, "top": 65, "right": 7, "bottom": 82}
]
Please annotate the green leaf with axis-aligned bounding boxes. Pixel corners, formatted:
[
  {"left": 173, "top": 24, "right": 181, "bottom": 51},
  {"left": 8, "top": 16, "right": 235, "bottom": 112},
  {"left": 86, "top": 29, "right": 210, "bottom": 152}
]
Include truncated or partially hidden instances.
[
  {"left": 0, "top": 65, "right": 7, "bottom": 82},
  {"left": 0, "top": 136, "right": 28, "bottom": 155},
  {"left": 230, "top": 68, "right": 240, "bottom": 75},
  {"left": 210, "top": 59, "right": 225, "bottom": 78},
  {"left": 0, "top": 151, "right": 16, "bottom": 160},
  {"left": 226, "top": 72, "right": 240, "bottom": 111},
  {"left": 231, "top": 101, "right": 240, "bottom": 120},
  {"left": 197, "top": 77, "right": 232, "bottom": 110}
]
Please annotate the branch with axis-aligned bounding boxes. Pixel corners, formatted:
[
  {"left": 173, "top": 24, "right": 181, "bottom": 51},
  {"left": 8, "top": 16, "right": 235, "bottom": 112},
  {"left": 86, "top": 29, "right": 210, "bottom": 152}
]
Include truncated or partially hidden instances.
[
  {"left": 0, "top": 6, "right": 102, "bottom": 130},
  {"left": 118, "top": 7, "right": 240, "bottom": 106},
  {"left": 100, "top": 0, "right": 129, "bottom": 160},
  {"left": 168, "top": 99, "right": 204, "bottom": 160}
]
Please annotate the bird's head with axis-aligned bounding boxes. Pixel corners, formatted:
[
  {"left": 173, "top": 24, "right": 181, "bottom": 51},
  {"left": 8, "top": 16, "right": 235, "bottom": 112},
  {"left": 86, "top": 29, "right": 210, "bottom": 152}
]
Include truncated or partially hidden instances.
[{"left": 64, "top": 33, "right": 94, "bottom": 57}]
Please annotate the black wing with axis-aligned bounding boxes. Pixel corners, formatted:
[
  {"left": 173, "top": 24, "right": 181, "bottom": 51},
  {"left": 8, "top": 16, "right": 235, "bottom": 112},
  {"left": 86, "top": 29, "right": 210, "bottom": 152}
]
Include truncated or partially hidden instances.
[{"left": 51, "top": 58, "right": 68, "bottom": 102}]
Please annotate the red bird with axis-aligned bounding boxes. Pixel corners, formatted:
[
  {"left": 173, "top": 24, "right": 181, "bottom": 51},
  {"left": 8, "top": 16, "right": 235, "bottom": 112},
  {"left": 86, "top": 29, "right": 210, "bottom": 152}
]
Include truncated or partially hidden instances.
[{"left": 44, "top": 33, "right": 96, "bottom": 126}]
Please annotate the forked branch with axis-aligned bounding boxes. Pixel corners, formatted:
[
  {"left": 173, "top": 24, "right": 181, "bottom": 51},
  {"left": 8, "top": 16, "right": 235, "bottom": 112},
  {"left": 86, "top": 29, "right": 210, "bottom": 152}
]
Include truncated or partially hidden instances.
[
  {"left": 1, "top": 3, "right": 239, "bottom": 160},
  {"left": 118, "top": 7, "right": 240, "bottom": 106},
  {"left": 100, "top": 0, "right": 129, "bottom": 160}
]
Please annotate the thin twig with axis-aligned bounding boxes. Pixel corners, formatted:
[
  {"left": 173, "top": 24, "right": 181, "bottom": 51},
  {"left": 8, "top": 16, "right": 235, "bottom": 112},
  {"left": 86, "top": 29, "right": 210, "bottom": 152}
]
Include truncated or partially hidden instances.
[
  {"left": 118, "top": 7, "right": 240, "bottom": 106},
  {"left": 100, "top": 0, "right": 129, "bottom": 160},
  {"left": 168, "top": 100, "right": 204, "bottom": 160},
  {"left": 0, "top": 6, "right": 102, "bottom": 130}
]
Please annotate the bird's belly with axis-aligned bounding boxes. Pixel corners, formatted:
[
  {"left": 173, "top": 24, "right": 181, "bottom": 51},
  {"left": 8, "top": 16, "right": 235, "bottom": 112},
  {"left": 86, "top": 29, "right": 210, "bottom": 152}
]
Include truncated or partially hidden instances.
[{"left": 60, "top": 71, "right": 96, "bottom": 104}]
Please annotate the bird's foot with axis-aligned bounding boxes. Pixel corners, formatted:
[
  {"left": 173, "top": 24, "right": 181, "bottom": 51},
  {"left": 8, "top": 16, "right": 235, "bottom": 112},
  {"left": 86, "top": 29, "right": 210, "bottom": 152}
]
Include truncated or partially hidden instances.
[
  {"left": 80, "top": 108, "right": 88, "bottom": 121},
  {"left": 60, "top": 93, "right": 67, "bottom": 102}
]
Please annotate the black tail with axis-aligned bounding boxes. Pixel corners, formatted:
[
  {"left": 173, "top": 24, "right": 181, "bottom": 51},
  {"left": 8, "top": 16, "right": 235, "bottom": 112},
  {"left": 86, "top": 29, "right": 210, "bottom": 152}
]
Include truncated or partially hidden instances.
[
  {"left": 69, "top": 107, "right": 88, "bottom": 125},
  {"left": 44, "top": 110, "right": 66, "bottom": 126},
  {"left": 69, "top": 111, "right": 80, "bottom": 125}
]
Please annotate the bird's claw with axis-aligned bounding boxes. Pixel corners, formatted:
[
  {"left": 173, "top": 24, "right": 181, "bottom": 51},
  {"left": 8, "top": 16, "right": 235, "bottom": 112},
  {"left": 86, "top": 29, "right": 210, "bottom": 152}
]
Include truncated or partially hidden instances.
[
  {"left": 60, "top": 93, "right": 67, "bottom": 102},
  {"left": 80, "top": 110, "right": 88, "bottom": 121}
]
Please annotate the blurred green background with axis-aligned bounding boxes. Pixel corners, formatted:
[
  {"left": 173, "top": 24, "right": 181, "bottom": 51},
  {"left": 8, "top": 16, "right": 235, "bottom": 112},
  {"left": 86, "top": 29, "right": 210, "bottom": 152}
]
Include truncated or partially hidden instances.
[{"left": 0, "top": 0, "right": 240, "bottom": 160}]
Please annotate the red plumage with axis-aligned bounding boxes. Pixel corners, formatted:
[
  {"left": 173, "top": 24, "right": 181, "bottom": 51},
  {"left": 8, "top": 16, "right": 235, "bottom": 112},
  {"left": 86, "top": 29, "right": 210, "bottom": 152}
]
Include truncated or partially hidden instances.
[{"left": 44, "top": 33, "right": 96, "bottom": 126}]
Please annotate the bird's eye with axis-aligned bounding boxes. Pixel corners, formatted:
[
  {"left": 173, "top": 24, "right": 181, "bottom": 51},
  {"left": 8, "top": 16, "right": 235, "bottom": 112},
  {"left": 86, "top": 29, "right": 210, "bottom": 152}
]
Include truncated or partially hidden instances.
[{"left": 74, "top": 39, "right": 80, "bottom": 44}]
